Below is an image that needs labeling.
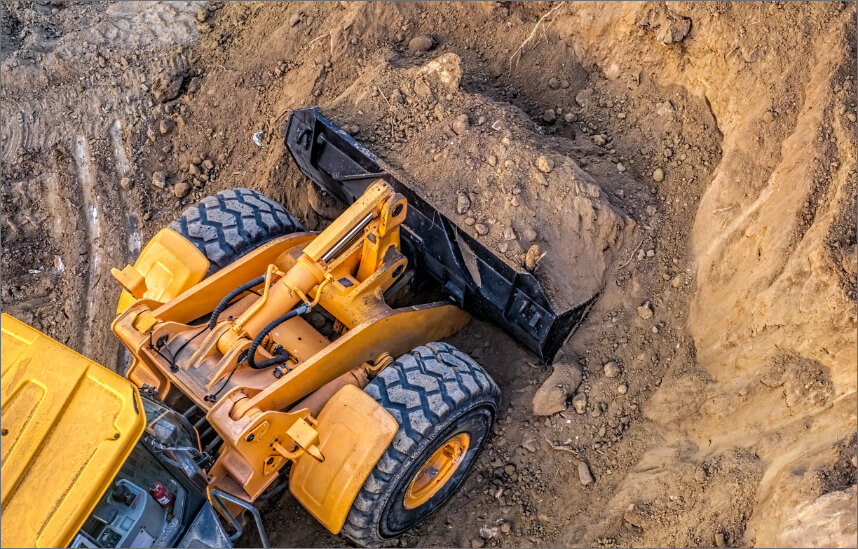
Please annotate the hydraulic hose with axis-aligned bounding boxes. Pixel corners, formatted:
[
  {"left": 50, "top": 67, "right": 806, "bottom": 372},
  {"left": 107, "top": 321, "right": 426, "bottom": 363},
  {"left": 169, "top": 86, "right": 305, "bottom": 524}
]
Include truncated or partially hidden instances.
[
  {"left": 207, "top": 275, "right": 266, "bottom": 331},
  {"left": 247, "top": 302, "right": 311, "bottom": 369}
]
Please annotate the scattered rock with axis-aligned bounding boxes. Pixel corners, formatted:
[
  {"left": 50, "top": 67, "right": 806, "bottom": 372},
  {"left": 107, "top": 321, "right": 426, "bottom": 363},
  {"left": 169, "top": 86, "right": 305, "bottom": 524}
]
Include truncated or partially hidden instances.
[
  {"left": 525, "top": 244, "right": 542, "bottom": 271},
  {"left": 536, "top": 155, "right": 554, "bottom": 173},
  {"left": 487, "top": 155, "right": 497, "bottom": 166},
  {"left": 173, "top": 181, "right": 192, "bottom": 198},
  {"left": 521, "top": 433, "right": 538, "bottom": 453},
  {"left": 499, "top": 522, "right": 511, "bottom": 534},
  {"left": 763, "top": 110, "right": 775, "bottom": 124},
  {"left": 152, "top": 70, "right": 184, "bottom": 103},
  {"left": 151, "top": 171, "right": 166, "bottom": 189},
  {"left": 202, "top": 158, "right": 214, "bottom": 171},
  {"left": 456, "top": 192, "right": 471, "bottom": 214},
  {"left": 542, "top": 109, "right": 556, "bottom": 123},
  {"left": 578, "top": 460, "right": 595, "bottom": 485},
  {"left": 617, "top": 383, "right": 628, "bottom": 395},
  {"left": 408, "top": 34, "right": 435, "bottom": 52},
  {"left": 572, "top": 393, "right": 587, "bottom": 414},
  {"left": 592, "top": 134, "right": 606, "bottom": 146},
  {"left": 474, "top": 223, "right": 489, "bottom": 236},
  {"left": 452, "top": 113, "right": 470, "bottom": 135},
  {"left": 623, "top": 503, "right": 649, "bottom": 530},
  {"left": 616, "top": 162, "right": 626, "bottom": 173},
  {"left": 652, "top": 167, "right": 665, "bottom": 182},
  {"left": 548, "top": 77, "right": 560, "bottom": 89},
  {"left": 603, "top": 361, "right": 621, "bottom": 378},
  {"left": 532, "top": 363, "right": 583, "bottom": 416},
  {"left": 196, "top": 8, "right": 208, "bottom": 22},
  {"left": 503, "top": 226, "right": 516, "bottom": 241},
  {"left": 289, "top": 12, "right": 301, "bottom": 26},
  {"left": 564, "top": 112, "right": 576, "bottom": 123},
  {"left": 119, "top": 177, "right": 132, "bottom": 190},
  {"left": 413, "top": 78, "right": 432, "bottom": 97},
  {"left": 637, "top": 302, "right": 654, "bottom": 319},
  {"left": 671, "top": 274, "right": 684, "bottom": 288},
  {"left": 714, "top": 532, "right": 727, "bottom": 548},
  {"left": 575, "top": 88, "right": 594, "bottom": 107},
  {"left": 159, "top": 119, "right": 174, "bottom": 135}
]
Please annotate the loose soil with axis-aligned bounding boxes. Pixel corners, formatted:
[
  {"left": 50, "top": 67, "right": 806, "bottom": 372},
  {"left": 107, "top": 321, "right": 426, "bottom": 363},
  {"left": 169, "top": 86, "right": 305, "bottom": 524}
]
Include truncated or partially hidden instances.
[{"left": 2, "top": 2, "right": 856, "bottom": 547}]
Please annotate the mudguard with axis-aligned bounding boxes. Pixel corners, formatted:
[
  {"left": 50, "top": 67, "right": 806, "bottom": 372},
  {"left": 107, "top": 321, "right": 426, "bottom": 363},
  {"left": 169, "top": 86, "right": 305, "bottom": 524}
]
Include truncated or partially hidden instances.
[{"left": 289, "top": 385, "right": 398, "bottom": 534}]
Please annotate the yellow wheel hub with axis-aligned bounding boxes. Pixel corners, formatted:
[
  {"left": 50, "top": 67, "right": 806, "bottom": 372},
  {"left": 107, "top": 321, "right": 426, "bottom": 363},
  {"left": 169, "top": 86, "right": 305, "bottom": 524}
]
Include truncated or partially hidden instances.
[{"left": 403, "top": 433, "right": 470, "bottom": 509}]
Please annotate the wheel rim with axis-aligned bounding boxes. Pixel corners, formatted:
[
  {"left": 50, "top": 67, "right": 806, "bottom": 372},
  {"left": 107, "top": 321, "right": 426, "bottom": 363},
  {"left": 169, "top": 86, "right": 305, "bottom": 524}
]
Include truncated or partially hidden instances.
[{"left": 403, "top": 433, "right": 470, "bottom": 510}]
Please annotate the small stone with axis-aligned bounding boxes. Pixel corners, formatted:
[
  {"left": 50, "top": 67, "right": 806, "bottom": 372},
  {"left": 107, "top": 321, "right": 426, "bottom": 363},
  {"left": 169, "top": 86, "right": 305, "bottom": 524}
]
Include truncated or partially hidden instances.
[
  {"left": 542, "top": 109, "right": 556, "bottom": 123},
  {"left": 173, "top": 181, "right": 192, "bottom": 198},
  {"left": 479, "top": 526, "right": 498, "bottom": 540},
  {"left": 564, "top": 112, "right": 576, "bottom": 123},
  {"left": 452, "top": 114, "right": 470, "bottom": 135},
  {"left": 714, "top": 532, "right": 727, "bottom": 548},
  {"left": 671, "top": 274, "right": 684, "bottom": 288},
  {"left": 561, "top": 79, "right": 570, "bottom": 88},
  {"left": 578, "top": 461, "right": 595, "bottom": 485},
  {"left": 159, "top": 119, "right": 173, "bottom": 135},
  {"left": 525, "top": 245, "right": 542, "bottom": 271},
  {"left": 413, "top": 79, "right": 431, "bottom": 97},
  {"left": 762, "top": 110, "right": 775, "bottom": 124},
  {"left": 504, "top": 464, "right": 516, "bottom": 475},
  {"left": 456, "top": 192, "right": 471, "bottom": 214},
  {"left": 637, "top": 302, "right": 654, "bottom": 319},
  {"left": 645, "top": 249, "right": 655, "bottom": 258},
  {"left": 532, "top": 171, "right": 549, "bottom": 186},
  {"left": 572, "top": 393, "right": 587, "bottom": 414},
  {"left": 652, "top": 167, "right": 665, "bottom": 182},
  {"left": 536, "top": 155, "right": 554, "bottom": 173},
  {"left": 408, "top": 34, "right": 435, "bottom": 52},
  {"left": 503, "top": 226, "right": 516, "bottom": 241},
  {"left": 289, "top": 12, "right": 301, "bottom": 26},
  {"left": 176, "top": 115, "right": 186, "bottom": 128},
  {"left": 470, "top": 539, "right": 484, "bottom": 548},
  {"left": 521, "top": 433, "right": 537, "bottom": 453},
  {"left": 575, "top": 88, "right": 594, "bottom": 107},
  {"left": 592, "top": 134, "right": 606, "bottom": 146},
  {"left": 487, "top": 155, "right": 497, "bottom": 166},
  {"left": 464, "top": 217, "right": 476, "bottom": 226},
  {"left": 603, "top": 361, "right": 621, "bottom": 378},
  {"left": 664, "top": 147, "right": 673, "bottom": 158},
  {"left": 504, "top": 159, "right": 514, "bottom": 169},
  {"left": 202, "top": 159, "right": 214, "bottom": 171},
  {"left": 196, "top": 8, "right": 208, "bottom": 22},
  {"left": 119, "top": 177, "right": 132, "bottom": 190},
  {"left": 848, "top": 112, "right": 857, "bottom": 123},
  {"left": 499, "top": 522, "right": 511, "bottom": 534},
  {"left": 532, "top": 363, "right": 582, "bottom": 416},
  {"left": 617, "top": 383, "right": 628, "bottom": 395},
  {"left": 617, "top": 112, "right": 627, "bottom": 119},
  {"left": 548, "top": 77, "right": 561, "bottom": 89},
  {"left": 151, "top": 171, "right": 166, "bottom": 189},
  {"left": 474, "top": 223, "right": 489, "bottom": 236},
  {"left": 616, "top": 162, "right": 626, "bottom": 173}
]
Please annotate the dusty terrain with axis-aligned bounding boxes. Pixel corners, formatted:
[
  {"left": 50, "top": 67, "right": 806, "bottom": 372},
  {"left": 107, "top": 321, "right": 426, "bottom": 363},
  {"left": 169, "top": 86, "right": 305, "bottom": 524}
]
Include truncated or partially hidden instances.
[{"left": 2, "top": 1, "right": 856, "bottom": 547}]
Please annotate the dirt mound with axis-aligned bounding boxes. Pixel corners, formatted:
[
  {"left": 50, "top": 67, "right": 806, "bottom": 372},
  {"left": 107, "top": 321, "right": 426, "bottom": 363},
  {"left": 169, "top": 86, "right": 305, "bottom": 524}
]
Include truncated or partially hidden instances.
[{"left": 1, "top": 2, "right": 855, "bottom": 548}]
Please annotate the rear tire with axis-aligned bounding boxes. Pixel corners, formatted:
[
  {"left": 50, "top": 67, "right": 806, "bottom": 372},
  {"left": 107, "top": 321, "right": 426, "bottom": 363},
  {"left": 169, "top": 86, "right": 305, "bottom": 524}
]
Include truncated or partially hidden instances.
[
  {"left": 169, "top": 188, "right": 302, "bottom": 274},
  {"left": 341, "top": 342, "right": 500, "bottom": 546}
]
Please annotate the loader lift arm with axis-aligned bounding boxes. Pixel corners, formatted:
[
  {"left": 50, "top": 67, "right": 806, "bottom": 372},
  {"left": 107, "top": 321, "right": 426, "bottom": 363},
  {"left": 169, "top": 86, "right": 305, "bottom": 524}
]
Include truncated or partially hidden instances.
[{"left": 285, "top": 107, "right": 596, "bottom": 363}]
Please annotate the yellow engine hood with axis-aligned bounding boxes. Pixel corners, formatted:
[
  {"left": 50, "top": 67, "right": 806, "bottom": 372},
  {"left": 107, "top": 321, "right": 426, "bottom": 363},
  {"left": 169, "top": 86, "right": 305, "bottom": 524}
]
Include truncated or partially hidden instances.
[{"left": 1, "top": 314, "right": 145, "bottom": 548}]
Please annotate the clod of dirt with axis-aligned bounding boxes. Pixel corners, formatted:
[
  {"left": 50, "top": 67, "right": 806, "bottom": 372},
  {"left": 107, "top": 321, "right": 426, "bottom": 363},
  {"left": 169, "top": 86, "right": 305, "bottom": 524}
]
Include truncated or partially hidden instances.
[
  {"left": 638, "top": 6, "right": 693, "bottom": 45},
  {"left": 532, "top": 363, "right": 583, "bottom": 416},
  {"left": 525, "top": 244, "right": 542, "bottom": 271},
  {"left": 452, "top": 113, "right": 470, "bottom": 135},
  {"left": 151, "top": 171, "right": 166, "bottom": 189},
  {"left": 408, "top": 34, "right": 435, "bottom": 52},
  {"left": 536, "top": 155, "right": 554, "bottom": 173},
  {"left": 603, "top": 361, "right": 621, "bottom": 378},
  {"left": 173, "top": 181, "right": 191, "bottom": 198},
  {"left": 152, "top": 69, "right": 185, "bottom": 103},
  {"left": 159, "top": 119, "right": 173, "bottom": 135},
  {"left": 578, "top": 460, "right": 595, "bottom": 486},
  {"left": 572, "top": 392, "right": 587, "bottom": 414},
  {"left": 542, "top": 109, "right": 556, "bottom": 123}
]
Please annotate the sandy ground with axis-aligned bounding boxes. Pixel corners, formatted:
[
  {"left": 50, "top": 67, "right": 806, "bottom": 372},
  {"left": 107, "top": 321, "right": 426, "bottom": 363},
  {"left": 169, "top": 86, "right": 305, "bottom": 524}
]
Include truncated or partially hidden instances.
[{"left": 2, "top": 2, "right": 856, "bottom": 547}]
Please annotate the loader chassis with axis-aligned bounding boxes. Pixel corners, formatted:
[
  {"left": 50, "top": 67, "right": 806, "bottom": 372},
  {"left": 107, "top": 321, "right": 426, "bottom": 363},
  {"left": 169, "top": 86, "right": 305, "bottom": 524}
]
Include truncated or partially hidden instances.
[{"left": 110, "top": 180, "right": 469, "bottom": 527}]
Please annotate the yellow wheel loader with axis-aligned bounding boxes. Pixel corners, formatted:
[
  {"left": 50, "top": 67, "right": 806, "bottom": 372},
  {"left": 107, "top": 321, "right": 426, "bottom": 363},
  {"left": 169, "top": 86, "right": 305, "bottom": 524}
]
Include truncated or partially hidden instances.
[{"left": 1, "top": 108, "right": 593, "bottom": 548}]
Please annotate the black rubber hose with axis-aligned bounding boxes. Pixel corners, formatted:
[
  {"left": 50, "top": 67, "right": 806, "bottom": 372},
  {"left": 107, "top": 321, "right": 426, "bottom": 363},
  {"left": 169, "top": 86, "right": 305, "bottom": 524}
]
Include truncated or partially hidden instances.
[
  {"left": 247, "top": 302, "right": 311, "bottom": 369},
  {"left": 207, "top": 275, "right": 266, "bottom": 331}
]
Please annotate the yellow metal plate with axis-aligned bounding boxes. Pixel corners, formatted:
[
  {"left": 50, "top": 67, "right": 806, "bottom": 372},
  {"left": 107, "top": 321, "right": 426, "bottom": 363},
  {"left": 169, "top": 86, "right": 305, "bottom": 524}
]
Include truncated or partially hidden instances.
[
  {"left": 290, "top": 384, "right": 398, "bottom": 534},
  {"left": 116, "top": 227, "right": 210, "bottom": 313},
  {"left": 0, "top": 314, "right": 145, "bottom": 548}
]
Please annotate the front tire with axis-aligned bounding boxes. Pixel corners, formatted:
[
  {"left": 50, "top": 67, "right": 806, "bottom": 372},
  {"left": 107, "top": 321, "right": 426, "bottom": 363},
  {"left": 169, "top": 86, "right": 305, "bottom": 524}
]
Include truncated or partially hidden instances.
[{"left": 341, "top": 342, "right": 500, "bottom": 546}]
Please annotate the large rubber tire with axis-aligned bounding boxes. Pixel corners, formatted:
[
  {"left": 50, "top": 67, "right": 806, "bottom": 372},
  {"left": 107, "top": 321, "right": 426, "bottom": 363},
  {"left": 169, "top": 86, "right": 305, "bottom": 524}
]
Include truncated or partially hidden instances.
[
  {"left": 341, "top": 342, "right": 500, "bottom": 546},
  {"left": 169, "top": 188, "right": 302, "bottom": 274}
]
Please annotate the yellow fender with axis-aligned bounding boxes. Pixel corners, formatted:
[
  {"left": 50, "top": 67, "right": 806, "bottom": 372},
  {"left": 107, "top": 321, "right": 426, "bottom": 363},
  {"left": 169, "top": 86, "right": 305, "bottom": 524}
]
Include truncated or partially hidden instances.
[
  {"left": 289, "top": 385, "right": 398, "bottom": 534},
  {"left": 113, "top": 228, "right": 210, "bottom": 313}
]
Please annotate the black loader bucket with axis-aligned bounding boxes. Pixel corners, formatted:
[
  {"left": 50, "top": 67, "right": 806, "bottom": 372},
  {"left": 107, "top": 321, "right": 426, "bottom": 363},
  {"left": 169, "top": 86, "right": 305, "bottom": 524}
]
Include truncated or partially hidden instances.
[{"left": 284, "top": 107, "right": 596, "bottom": 363}]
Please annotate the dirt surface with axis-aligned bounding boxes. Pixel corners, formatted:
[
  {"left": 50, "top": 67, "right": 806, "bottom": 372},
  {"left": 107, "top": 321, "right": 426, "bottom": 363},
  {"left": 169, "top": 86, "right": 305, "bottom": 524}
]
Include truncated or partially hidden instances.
[{"left": 2, "top": 1, "right": 856, "bottom": 547}]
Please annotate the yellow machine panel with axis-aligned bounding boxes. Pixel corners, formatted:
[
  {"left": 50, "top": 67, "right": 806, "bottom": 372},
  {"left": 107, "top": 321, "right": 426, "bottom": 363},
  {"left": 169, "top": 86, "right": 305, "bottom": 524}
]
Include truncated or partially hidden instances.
[
  {"left": 0, "top": 314, "right": 146, "bottom": 548},
  {"left": 290, "top": 385, "right": 398, "bottom": 534},
  {"left": 114, "top": 228, "right": 210, "bottom": 313}
]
